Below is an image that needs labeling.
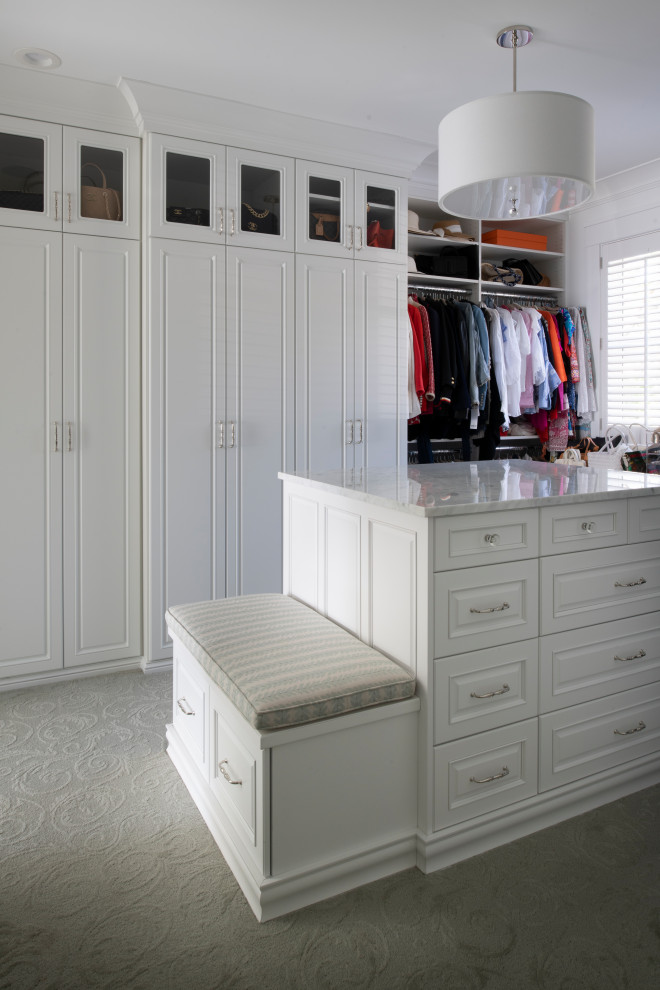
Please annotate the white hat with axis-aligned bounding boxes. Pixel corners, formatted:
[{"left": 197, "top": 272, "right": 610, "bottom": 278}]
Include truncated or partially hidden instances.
[
  {"left": 432, "top": 220, "right": 475, "bottom": 242},
  {"left": 407, "top": 210, "right": 430, "bottom": 234},
  {"left": 407, "top": 256, "right": 418, "bottom": 273}
]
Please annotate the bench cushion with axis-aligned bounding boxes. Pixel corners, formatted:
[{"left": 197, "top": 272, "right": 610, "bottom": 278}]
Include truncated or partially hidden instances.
[{"left": 166, "top": 594, "right": 415, "bottom": 730}]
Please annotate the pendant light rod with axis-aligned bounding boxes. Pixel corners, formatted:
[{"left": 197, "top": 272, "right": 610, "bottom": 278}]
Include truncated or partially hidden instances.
[{"left": 496, "top": 25, "right": 534, "bottom": 94}]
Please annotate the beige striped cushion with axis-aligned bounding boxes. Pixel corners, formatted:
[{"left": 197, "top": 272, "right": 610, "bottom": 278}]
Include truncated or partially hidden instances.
[{"left": 166, "top": 594, "right": 415, "bottom": 730}]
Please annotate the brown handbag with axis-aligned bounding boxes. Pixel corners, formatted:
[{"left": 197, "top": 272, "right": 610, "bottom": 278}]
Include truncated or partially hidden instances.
[
  {"left": 310, "top": 212, "right": 340, "bottom": 241},
  {"left": 80, "top": 163, "right": 122, "bottom": 221}
]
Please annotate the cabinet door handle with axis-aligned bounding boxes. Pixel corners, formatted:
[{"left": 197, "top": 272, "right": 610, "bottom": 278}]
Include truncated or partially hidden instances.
[
  {"left": 54, "top": 191, "right": 60, "bottom": 221},
  {"left": 229, "top": 422, "right": 236, "bottom": 448},
  {"left": 614, "top": 578, "right": 647, "bottom": 587},
  {"left": 67, "top": 193, "right": 72, "bottom": 224},
  {"left": 218, "top": 208, "right": 224, "bottom": 234},
  {"left": 345, "top": 420, "right": 354, "bottom": 445},
  {"left": 614, "top": 649, "right": 647, "bottom": 662},
  {"left": 614, "top": 720, "right": 646, "bottom": 736},
  {"left": 230, "top": 209, "right": 236, "bottom": 235},
  {"left": 581, "top": 521, "right": 595, "bottom": 533},
  {"left": 355, "top": 419, "right": 363, "bottom": 444},
  {"left": 356, "top": 225, "right": 363, "bottom": 250},
  {"left": 66, "top": 422, "right": 73, "bottom": 452},
  {"left": 469, "top": 602, "right": 510, "bottom": 614},
  {"left": 218, "top": 759, "right": 242, "bottom": 785},
  {"left": 176, "top": 697, "right": 195, "bottom": 716},
  {"left": 484, "top": 533, "right": 500, "bottom": 545},
  {"left": 347, "top": 225, "right": 354, "bottom": 250},
  {"left": 53, "top": 421, "right": 60, "bottom": 453},
  {"left": 470, "top": 684, "right": 510, "bottom": 699},
  {"left": 470, "top": 766, "right": 510, "bottom": 784},
  {"left": 216, "top": 421, "right": 224, "bottom": 448}
]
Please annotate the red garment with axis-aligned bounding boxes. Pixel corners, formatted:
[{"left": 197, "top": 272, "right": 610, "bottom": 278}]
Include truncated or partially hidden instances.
[
  {"left": 408, "top": 304, "right": 428, "bottom": 409},
  {"left": 541, "top": 311, "right": 568, "bottom": 384}
]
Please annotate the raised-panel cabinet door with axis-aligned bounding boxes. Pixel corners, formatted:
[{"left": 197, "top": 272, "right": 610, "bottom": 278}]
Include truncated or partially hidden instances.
[
  {"left": 148, "top": 134, "right": 226, "bottom": 242},
  {"left": 295, "top": 254, "right": 355, "bottom": 473},
  {"left": 62, "top": 236, "right": 140, "bottom": 668},
  {"left": 62, "top": 127, "right": 141, "bottom": 239},
  {"left": 0, "top": 228, "right": 63, "bottom": 678},
  {"left": 0, "top": 115, "right": 62, "bottom": 231},
  {"left": 295, "top": 160, "right": 354, "bottom": 258},
  {"left": 225, "top": 247, "right": 294, "bottom": 596},
  {"left": 354, "top": 171, "right": 407, "bottom": 265},
  {"left": 226, "top": 148, "right": 294, "bottom": 252},
  {"left": 147, "top": 240, "right": 227, "bottom": 661},
  {"left": 354, "top": 262, "right": 407, "bottom": 471}
]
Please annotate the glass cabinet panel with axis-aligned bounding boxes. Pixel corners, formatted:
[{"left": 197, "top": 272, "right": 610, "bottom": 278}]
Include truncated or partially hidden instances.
[
  {"left": 308, "top": 176, "right": 342, "bottom": 245},
  {"left": 0, "top": 132, "right": 45, "bottom": 214},
  {"left": 165, "top": 152, "right": 211, "bottom": 228},
  {"left": 365, "top": 184, "right": 396, "bottom": 251},
  {"left": 240, "top": 164, "right": 280, "bottom": 236},
  {"left": 80, "top": 146, "right": 124, "bottom": 223}
]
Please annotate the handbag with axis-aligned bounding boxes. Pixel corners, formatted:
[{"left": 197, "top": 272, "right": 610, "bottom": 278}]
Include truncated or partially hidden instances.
[
  {"left": 81, "top": 163, "right": 122, "bottom": 221},
  {"left": 366, "top": 220, "right": 394, "bottom": 249},
  {"left": 241, "top": 203, "right": 279, "bottom": 235},
  {"left": 558, "top": 447, "right": 585, "bottom": 467},
  {"left": 0, "top": 170, "right": 44, "bottom": 212},
  {"left": 310, "top": 212, "right": 340, "bottom": 241},
  {"left": 587, "top": 424, "right": 633, "bottom": 470},
  {"left": 166, "top": 206, "right": 210, "bottom": 225},
  {"left": 502, "top": 257, "right": 543, "bottom": 285}
]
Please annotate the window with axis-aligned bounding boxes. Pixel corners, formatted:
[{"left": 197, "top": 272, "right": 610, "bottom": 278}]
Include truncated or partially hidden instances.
[{"left": 603, "top": 233, "right": 660, "bottom": 426}]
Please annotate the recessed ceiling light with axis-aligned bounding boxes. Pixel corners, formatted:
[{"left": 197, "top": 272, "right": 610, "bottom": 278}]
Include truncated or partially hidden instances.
[{"left": 14, "top": 48, "right": 62, "bottom": 70}]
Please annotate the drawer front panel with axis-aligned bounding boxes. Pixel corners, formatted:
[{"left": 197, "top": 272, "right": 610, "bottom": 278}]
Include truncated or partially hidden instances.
[
  {"left": 540, "top": 499, "right": 628, "bottom": 555},
  {"left": 539, "top": 683, "right": 660, "bottom": 791},
  {"left": 434, "top": 640, "right": 539, "bottom": 743},
  {"left": 434, "top": 509, "right": 538, "bottom": 571},
  {"left": 434, "top": 720, "right": 538, "bottom": 829},
  {"left": 629, "top": 497, "right": 660, "bottom": 543},
  {"left": 540, "top": 613, "right": 660, "bottom": 712},
  {"left": 173, "top": 648, "right": 209, "bottom": 776},
  {"left": 540, "top": 541, "right": 660, "bottom": 635},
  {"left": 434, "top": 560, "right": 538, "bottom": 657}
]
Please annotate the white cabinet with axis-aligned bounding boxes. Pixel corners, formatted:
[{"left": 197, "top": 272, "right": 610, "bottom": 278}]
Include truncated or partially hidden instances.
[
  {"left": 148, "top": 134, "right": 294, "bottom": 251},
  {"left": 0, "top": 226, "right": 140, "bottom": 680},
  {"left": 296, "top": 160, "right": 407, "bottom": 264},
  {"left": 146, "top": 240, "right": 294, "bottom": 660},
  {"left": 0, "top": 115, "right": 140, "bottom": 238},
  {"left": 295, "top": 254, "right": 406, "bottom": 473}
]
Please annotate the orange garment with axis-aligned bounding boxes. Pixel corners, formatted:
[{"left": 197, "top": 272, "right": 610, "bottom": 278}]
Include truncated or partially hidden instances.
[{"left": 541, "top": 311, "right": 568, "bottom": 384}]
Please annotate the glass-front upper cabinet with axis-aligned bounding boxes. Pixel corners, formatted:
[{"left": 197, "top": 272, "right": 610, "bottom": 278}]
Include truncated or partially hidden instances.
[
  {"left": 0, "top": 117, "right": 140, "bottom": 237},
  {"left": 63, "top": 127, "right": 140, "bottom": 239},
  {"left": 296, "top": 161, "right": 406, "bottom": 263},
  {"left": 0, "top": 116, "right": 62, "bottom": 231},
  {"left": 226, "top": 148, "right": 294, "bottom": 251},
  {"left": 355, "top": 171, "right": 407, "bottom": 265}
]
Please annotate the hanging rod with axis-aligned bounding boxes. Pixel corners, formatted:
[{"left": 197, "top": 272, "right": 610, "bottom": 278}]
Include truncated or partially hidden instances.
[
  {"left": 482, "top": 290, "right": 559, "bottom": 308},
  {"left": 408, "top": 282, "right": 471, "bottom": 298}
]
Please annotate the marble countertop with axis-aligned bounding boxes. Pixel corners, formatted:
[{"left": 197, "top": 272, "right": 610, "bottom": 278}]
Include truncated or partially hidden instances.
[{"left": 279, "top": 461, "right": 660, "bottom": 517}]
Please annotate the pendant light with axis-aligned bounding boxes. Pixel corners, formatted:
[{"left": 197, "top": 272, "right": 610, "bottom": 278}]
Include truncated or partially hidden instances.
[{"left": 437, "top": 26, "right": 595, "bottom": 220}]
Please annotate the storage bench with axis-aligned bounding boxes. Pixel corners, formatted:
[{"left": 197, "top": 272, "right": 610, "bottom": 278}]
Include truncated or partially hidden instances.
[{"left": 165, "top": 593, "right": 420, "bottom": 921}]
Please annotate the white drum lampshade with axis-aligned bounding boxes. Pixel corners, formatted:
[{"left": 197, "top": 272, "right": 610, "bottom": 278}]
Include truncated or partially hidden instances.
[{"left": 438, "top": 28, "right": 595, "bottom": 220}]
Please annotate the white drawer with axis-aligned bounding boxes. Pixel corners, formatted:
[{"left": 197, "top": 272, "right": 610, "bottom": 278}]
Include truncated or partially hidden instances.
[
  {"left": 629, "top": 496, "right": 660, "bottom": 543},
  {"left": 434, "top": 559, "right": 538, "bottom": 657},
  {"left": 539, "top": 683, "right": 660, "bottom": 791},
  {"left": 540, "top": 499, "right": 628, "bottom": 555},
  {"left": 209, "top": 681, "right": 264, "bottom": 870},
  {"left": 434, "top": 640, "right": 538, "bottom": 743},
  {"left": 540, "top": 613, "right": 660, "bottom": 712},
  {"left": 434, "top": 508, "right": 539, "bottom": 571},
  {"left": 172, "top": 646, "right": 209, "bottom": 779},
  {"left": 433, "top": 719, "right": 538, "bottom": 829},
  {"left": 540, "top": 541, "right": 660, "bottom": 635}
]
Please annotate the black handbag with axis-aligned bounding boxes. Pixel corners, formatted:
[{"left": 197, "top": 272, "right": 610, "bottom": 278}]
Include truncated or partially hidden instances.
[
  {"left": 166, "top": 206, "right": 210, "bottom": 226},
  {"left": 0, "top": 171, "right": 44, "bottom": 212},
  {"left": 241, "top": 203, "right": 279, "bottom": 235},
  {"left": 503, "top": 257, "right": 543, "bottom": 285}
]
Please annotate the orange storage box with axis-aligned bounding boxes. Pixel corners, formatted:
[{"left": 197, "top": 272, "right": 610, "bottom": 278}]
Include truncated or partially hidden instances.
[{"left": 482, "top": 229, "right": 548, "bottom": 251}]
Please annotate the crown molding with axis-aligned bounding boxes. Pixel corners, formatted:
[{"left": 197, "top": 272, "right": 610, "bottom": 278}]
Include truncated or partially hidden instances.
[
  {"left": 119, "top": 77, "right": 430, "bottom": 178},
  {"left": 0, "top": 64, "right": 138, "bottom": 135}
]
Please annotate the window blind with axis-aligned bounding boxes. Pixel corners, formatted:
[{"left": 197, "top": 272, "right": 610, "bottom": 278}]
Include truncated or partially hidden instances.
[{"left": 606, "top": 250, "right": 660, "bottom": 425}]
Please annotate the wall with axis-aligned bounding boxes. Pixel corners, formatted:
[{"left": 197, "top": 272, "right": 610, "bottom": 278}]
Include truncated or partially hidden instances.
[{"left": 566, "top": 158, "right": 660, "bottom": 434}]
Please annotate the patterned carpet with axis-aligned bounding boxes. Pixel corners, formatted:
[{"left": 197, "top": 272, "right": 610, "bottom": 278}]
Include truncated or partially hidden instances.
[{"left": 1, "top": 669, "right": 658, "bottom": 990}]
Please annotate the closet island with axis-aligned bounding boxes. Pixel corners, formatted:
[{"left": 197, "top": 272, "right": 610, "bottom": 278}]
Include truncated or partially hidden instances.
[{"left": 280, "top": 460, "right": 660, "bottom": 873}]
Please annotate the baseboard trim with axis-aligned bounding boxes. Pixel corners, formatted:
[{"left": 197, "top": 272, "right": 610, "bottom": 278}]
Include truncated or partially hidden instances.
[{"left": 417, "top": 756, "right": 660, "bottom": 874}]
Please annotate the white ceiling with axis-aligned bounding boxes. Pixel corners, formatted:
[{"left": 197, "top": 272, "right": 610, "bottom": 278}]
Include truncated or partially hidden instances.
[{"left": 3, "top": 0, "right": 660, "bottom": 182}]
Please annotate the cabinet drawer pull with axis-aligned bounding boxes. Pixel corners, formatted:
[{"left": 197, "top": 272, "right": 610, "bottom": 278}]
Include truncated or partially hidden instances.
[
  {"left": 581, "top": 521, "right": 595, "bottom": 533},
  {"left": 613, "top": 720, "right": 646, "bottom": 736},
  {"left": 614, "top": 649, "right": 647, "bottom": 662},
  {"left": 470, "top": 683, "right": 510, "bottom": 699},
  {"left": 614, "top": 578, "right": 647, "bottom": 587},
  {"left": 218, "top": 759, "right": 242, "bottom": 785},
  {"left": 469, "top": 602, "right": 510, "bottom": 614},
  {"left": 484, "top": 533, "right": 500, "bottom": 545},
  {"left": 177, "top": 697, "right": 195, "bottom": 716},
  {"left": 470, "top": 766, "right": 510, "bottom": 784}
]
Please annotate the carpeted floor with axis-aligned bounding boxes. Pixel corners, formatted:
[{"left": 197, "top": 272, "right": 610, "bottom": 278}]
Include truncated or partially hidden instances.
[{"left": 1, "top": 669, "right": 658, "bottom": 990}]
